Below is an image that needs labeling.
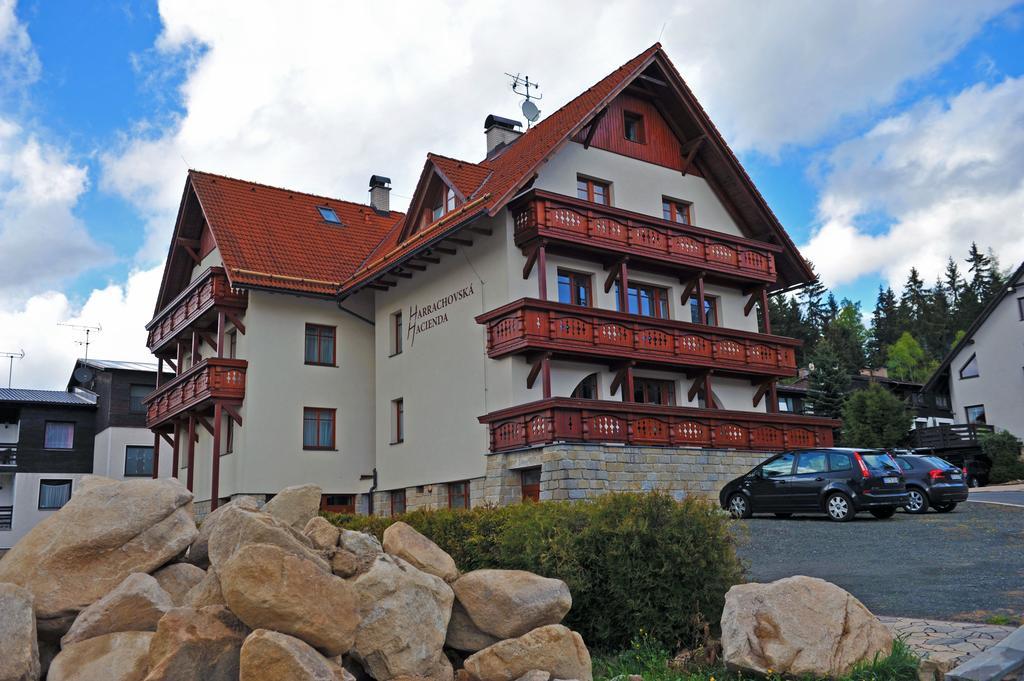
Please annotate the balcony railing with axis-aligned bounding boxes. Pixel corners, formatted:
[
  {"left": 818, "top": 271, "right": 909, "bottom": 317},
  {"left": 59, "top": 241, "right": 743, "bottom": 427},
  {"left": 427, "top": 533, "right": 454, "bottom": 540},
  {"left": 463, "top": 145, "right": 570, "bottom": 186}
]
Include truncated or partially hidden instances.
[
  {"left": 479, "top": 398, "right": 839, "bottom": 452},
  {"left": 911, "top": 423, "right": 994, "bottom": 450},
  {"left": 0, "top": 447, "right": 15, "bottom": 468},
  {"left": 145, "top": 357, "right": 247, "bottom": 428},
  {"left": 512, "top": 190, "right": 780, "bottom": 284},
  {"left": 0, "top": 506, "right": 11, "bottom": 531},
  {"left": 477, "top": 298, "right": 799, "bottom": 377},
  {"left": 146, "top": 267, "right": 247, "bottom": 353}
]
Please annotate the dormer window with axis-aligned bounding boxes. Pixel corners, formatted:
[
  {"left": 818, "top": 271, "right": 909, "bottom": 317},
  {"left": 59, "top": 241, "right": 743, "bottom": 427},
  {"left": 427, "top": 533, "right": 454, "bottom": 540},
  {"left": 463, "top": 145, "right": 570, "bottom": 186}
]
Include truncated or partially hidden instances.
[
  {"left": 317, "top": 206, "right": 341, "bottom": 224},
  {"left": 432, "top": 187, "right": 457, "bottom": 221}
]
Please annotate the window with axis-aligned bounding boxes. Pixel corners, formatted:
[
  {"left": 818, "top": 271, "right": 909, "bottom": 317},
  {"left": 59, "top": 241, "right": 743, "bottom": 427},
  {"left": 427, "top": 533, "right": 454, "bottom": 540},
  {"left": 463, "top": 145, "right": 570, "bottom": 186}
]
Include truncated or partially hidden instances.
[
  {"left": 225, "top": 417, "right": 234, "bottom": 455},
  {"left": 576, "top": 176, "right": 610, "bottom": 205},
  {"left": 44, "top": 421, "right": 74, "bottom": 449},
  {"left": 38, "top": 480, "right": 72, "bottom": 510},
  {"left": 965, "top": 404, "right": 987, "bottom": 425},
  {"left": 616, "top": 282, "right": 670, "bottom": 318},
  {"left": 571, "top": 373, "right": 599, "bottom": 400},
  {"left": 687, "top": 296, "right": 719, "bottom": 325},
  {"left": 320, "top": 494, "right": 354, "bottom": 514},
  {"left": 935, "top": 394, "right": 950, "bottom": 409},
  {"left": 623, "top": 111, "right": 645, "bottom": 143},
  {"left": 448, "top": 481, "right": 470, "bottom": 509},
  {"left": 896, "top": 458, "right": 912, "bottom": 472},
  {"left": 633, "top": 378, "right": 675, "bottom": 406},
  {"left": 317, "top": 206, "right": 341, "bottom": 224},
  {"left": 796, "top": 451, "right": 829, "bottom": 475},
  {"left": 1019, "top": 297, "right": 1024, "bottom": 321},
  {"left": 959, "top": 354, "right": 979, "bottom": 379},
  {"left": 777, "top": 396, "right": 795, "bottom": 413},
  {"left": 662, "top": 198, "right": 691, "bottom": 225},
  {"left": 432, "top": 187, "right": 457, "bottom": 221},
  {"left": 129, "top": 384, "right": 150, "bottom": 414},
  {"left": 124, "top": 445, "right": 154, "bottom": 477},
  {"left": 228, "top": 329, "right": 238, "bottom": 359},
  {"left": 391, "top": 398, "right": 404, "bottom": 444},
  {"left": 302, "top": 408, "right": 335, "bottom": 449},
  {"left": 761, "top": 453, "right": 795, "bottom": 478},
  {"left": 391, "top": 490, "right": 407, "bottom": 516},
  {"left": 521, "top": 467, "right": 542, "bottom": 502},
  {"left": 304, "top": 324, "right": 336, "bottom": 366},
  {"left": 390, "top": 311, "right": 403, "bottom": 356},
  {"left": 556, "top": 270, "right": 592, "bottom": 307},
  {"left": 829, "top": 452, "right": 853, "bottom": 472}
]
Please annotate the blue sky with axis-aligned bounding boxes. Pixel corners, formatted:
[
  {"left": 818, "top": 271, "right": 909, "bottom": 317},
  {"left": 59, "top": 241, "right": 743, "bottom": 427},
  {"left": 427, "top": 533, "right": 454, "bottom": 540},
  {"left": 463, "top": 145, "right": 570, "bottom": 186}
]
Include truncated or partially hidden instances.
[{"left": 1, "top": 1, "right": 1023, "bottom": 388}]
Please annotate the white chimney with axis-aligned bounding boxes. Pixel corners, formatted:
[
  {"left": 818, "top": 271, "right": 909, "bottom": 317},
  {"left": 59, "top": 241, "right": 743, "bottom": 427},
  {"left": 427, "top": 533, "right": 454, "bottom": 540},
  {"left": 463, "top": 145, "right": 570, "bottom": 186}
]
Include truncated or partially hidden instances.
[
  {"left": 485, "top": 115, "right": 522, "bottom": 157},
  {"left": 369, "top": 175, "right": 391, "bottom": 214}
]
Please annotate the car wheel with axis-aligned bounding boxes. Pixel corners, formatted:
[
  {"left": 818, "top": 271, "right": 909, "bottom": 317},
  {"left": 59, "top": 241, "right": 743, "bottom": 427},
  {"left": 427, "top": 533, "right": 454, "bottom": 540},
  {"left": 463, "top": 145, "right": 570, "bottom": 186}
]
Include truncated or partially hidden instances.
[
  {"left": 904, "top": 488, "right": 930, "bottom": 514},
  {"left": 934, "top": 502, "right": 957, "bottom": 513},
  {"left": 727, "top": 494, "right": 752, "bottom": 519},
  {"left": 774, "top": 512, "right": 793, "bottom": 519},
  {"left": 870, "top": 507, "right": 896, "bottom": 519},
  {"left": 825, "top": 493, "right": 854, "bottom": 522}
]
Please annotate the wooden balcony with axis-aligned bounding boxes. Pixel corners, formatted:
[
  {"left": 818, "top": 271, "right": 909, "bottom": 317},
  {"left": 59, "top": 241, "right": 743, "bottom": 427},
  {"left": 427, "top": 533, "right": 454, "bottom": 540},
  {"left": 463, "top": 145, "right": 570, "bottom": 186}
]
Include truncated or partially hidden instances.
[
  {"left": 145, "top": 358, "right": 246, "bottom": 428},
  {"left": 512, "top": 190, "right": 780, "bottom": 285},
  {"left": 477, "top": 298, "right": 799, "bottom": 378},
  {"left": 479, "top": 398, "right": 838, "bottom": 453},
  {"left": 911, "top": 423, "right": 994, "bottom": 450},
  {"left": 146, "top": 267, "right": 247, "bottom": 354}
]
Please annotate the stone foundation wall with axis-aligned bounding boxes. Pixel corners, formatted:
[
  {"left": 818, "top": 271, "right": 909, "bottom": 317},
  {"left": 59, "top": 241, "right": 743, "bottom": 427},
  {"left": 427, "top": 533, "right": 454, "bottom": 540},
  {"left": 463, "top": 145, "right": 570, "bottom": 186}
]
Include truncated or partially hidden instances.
[{"left": 370, "top": 478, "right": 486, "bottom": 517}]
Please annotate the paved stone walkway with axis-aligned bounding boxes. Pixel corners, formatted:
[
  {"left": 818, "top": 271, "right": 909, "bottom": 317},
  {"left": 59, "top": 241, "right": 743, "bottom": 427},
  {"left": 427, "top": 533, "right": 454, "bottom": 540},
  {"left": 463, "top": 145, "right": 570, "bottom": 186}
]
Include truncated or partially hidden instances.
[{"left": 879, "top": 616, "right": 1016, "bottom": 669}]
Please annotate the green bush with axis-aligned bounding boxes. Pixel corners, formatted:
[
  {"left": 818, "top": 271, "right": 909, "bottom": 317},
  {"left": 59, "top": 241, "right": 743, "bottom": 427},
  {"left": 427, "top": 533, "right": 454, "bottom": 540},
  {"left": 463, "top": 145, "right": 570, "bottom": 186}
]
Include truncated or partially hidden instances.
[
  {"left": 327, "top": 493, "right": 742, "bottom": 652},
  {"left": 983, "top": 430, "right": 1024, "bottom": 484},
  {"left": 840, "top": 383, "right": 911, "bottom": 448}
]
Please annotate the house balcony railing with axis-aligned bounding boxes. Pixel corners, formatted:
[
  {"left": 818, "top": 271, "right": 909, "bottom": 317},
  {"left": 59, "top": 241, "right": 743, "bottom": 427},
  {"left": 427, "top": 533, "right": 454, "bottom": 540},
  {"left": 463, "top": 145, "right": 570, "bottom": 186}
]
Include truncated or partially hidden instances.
[
  {"left": 476, "top": 298, "right": 799, "bottom": 378},
  {"left": 146, "top": 267, "right": 247, "bottom": 354},
  {"left": 511, "top": 189, "right": 780, "bottom": 284},
  {"left": 0, "top": 506, "right": 11, "bottom": 531},
  {"left": 479, "top": 398, "right": 839, "bottom": 453},
  {"left": 144, "top": 357, "right": 246, "bottom": 429},
  {"left": 0, "top": 446, "right": 15, "bottom": 468},
  {"left": 911, "top": 423, "right": 994, "bottom": 450}
]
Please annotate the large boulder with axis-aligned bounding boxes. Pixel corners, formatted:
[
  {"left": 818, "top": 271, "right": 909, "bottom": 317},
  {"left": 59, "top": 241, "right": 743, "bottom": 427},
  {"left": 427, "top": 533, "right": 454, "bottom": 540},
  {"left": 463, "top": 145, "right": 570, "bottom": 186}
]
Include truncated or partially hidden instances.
[
  {"left": 0, "top": 476, "right": 196, "bottom": 634},
  {"left": 185, "top": 567, "right": 226, "bottom": 608},
  {"left": 721, "top": 576, "right": 894, "bottom": 678},
  {"left": 263, "top": 484, "right": 322, "bottom": 530},
  {"left": 445, "top": 600, "right": 500, "bottom": 652},
  {"left": 0, "top": 582, "right": 40, "bottom": 681},
  {"left": 463, "top": 625, "right": 592, "bottom": 681},
  {"left": 382, "top": 522, "right": 458, "bottom": 583},
  {"left": 304, "top": 516, "right": 341, "bottom": 552},
  {"left": 240, "top": 629, "right": 355, "bottom": 681},
  {"left": 349, "top": 553, "right": 454, "bottom": 681},
  {"left": 206, "top": 506, "right": 329, "bottom": 571},
  {"left": 153, "top": 563, "right": 206, "bottom": 606},
  {"left": 144, "top": 606, "right": 250, "bottom": 681},
  {"left": 333, "top": 529, "right": 383, "bottom": 578},
  {"left": 220, "top": 543, "right": 360, "bottom": 657},
  {"left": 453, "top": 570, "right": 571, "bottom": 640},
  {"left": 62, "top": 572, "right": 173, "bottom": 646},
  {"left": 187, "top": 496, "right": 262, "bottom": 567},
  {"left": 48, "top": 631, "right": 153, "bottom": 681}
]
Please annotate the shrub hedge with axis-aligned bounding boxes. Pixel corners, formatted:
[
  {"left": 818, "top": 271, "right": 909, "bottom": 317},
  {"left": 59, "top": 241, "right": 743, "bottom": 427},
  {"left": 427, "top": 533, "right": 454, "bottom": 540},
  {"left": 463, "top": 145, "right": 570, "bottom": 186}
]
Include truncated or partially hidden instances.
[
  {"left": 326, "top": 492, "right": 743, "bottom": 652},
  {"left": 983, "top": 430, "right": 1024, "bottom": 484}
]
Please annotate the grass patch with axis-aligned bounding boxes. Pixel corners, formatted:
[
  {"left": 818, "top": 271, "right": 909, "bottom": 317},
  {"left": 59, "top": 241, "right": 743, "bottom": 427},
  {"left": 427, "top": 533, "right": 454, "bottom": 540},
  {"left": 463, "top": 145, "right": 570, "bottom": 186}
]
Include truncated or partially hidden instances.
[
  {"left": 593, "top": 636, "right": 920, "bottom": 681},
  {"left": 984, "top": 614, "right": 1017, "bottom": 626}
]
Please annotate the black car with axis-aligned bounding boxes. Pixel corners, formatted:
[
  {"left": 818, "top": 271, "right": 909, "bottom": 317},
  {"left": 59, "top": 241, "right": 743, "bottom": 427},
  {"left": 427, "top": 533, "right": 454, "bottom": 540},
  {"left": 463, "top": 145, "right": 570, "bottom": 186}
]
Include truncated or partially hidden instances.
[
  {"left": 719, "top": 448, "right": 908, "bottom": 522},
  {"left": 893, "top": 454, "right": 969, "bottom": 513}
]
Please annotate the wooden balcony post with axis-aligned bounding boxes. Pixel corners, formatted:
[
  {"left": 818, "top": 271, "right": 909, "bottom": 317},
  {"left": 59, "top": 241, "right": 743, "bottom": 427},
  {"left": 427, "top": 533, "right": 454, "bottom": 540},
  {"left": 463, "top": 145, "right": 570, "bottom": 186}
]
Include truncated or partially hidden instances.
[
  {"left": 191, "top": 330, "right": 200, "bottom": 368},
  {"left": 537, "top": 243, "right": 548, "bottom": 300},
  {"left": 156, "top": 358, "right": 163, "bottom": 388},
  {"left": 176, "top": 341, "right": 185, "bottom": 375},
  {"left": 704, "top": 373, "right": 714, "bottom": 408},
  {"left": 171, "top": 421, "right": 180, "bottom": 474},
  {"left": 696, "top": 275, "right": 707, "bottom": 325},
  {"left": 217, "top": 310, "right": 226, "bottom": 359},
  {"left": 186, "top": 415, "right": 196, "bottom": 492},
  {"left": 151, "top": 430, "right": 161, "bottom": 479},
  {"left": 618, "top": 261, "right": 630, "bottom": 312},
  {"left": 768, "top": 380, "right": 778, "bottom": 414},
  {"left": 761, "top": 288, "right": 772, "bottom": 334},
  {"left": 542, "top": 355, "right": 551, "bottom": 399},
  {"left": 211, "top": 402, "right": 222, "bottom": 511},
  {"left": 625, "top": 366, "right": 635, "bottom": 402}
]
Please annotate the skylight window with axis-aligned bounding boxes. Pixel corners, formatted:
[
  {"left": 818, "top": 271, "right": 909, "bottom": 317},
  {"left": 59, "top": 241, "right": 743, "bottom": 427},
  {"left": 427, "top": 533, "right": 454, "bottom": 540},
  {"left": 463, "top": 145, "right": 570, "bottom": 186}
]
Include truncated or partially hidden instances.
[{"left": 317, "top": 206, "right": 341, "bottom": 224}]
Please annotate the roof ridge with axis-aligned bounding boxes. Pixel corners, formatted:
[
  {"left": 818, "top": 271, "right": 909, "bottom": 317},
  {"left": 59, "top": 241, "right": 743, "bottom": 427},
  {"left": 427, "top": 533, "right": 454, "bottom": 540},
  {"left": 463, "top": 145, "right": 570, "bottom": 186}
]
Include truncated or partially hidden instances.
[{"left": 426, "top": 152, "right": 486, "bottom": 168}]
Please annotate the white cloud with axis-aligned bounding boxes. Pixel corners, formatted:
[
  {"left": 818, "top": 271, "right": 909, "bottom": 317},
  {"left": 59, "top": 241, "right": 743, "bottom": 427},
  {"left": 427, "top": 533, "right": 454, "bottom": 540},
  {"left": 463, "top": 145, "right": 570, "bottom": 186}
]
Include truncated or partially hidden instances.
[
  {"left": 0, "top": 0, "right": 39, "bottom": 91},
  {"left": 803, "top": 76, "right": 1024, "bottom": 288}
]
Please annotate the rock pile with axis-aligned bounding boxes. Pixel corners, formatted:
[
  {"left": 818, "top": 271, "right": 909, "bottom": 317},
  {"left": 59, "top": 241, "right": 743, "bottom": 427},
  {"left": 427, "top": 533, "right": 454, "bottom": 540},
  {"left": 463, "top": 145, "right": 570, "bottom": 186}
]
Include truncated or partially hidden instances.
[{"left": 0, "top": 477, "right": 592, "bottom": 681}]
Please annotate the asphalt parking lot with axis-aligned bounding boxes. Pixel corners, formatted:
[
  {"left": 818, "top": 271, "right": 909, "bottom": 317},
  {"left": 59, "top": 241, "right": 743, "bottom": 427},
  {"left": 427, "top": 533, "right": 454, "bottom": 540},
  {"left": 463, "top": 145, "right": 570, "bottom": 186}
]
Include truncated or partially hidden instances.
[{"left": 732, "top": 500, "right": 1024, "bottom": 621}]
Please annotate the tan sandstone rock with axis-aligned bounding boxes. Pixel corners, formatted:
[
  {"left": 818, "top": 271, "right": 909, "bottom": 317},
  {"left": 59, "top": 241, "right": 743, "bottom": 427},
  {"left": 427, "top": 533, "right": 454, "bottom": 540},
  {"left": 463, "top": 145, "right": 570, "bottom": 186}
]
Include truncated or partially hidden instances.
[
  {"left": 187, "top": 495, "right": 262, "bottom": 566},
  {"left": 48, "top": 631, "right": 154, "bottom": 681},
  {"left": 152, "top": 563, "right": 206, "bottom": 606},
  {"left": 382, "top": 521, "right": 459, "bottom": 583},
  {"left": 62, "top": 572, "right": 173, "bottom": 646},
  {"left": 514, "top": 672, "right": 551, "bottom": 681},
  {"left": 206, "top": 506, "right": 330, "bottom": 571},
  {"left": 305, "top": 516, "right": 341, "bottom": 552},
  {"left": 0, "top": 582, "right": 40, "bottom": 681},
  {"left": 333, "top": 529, "right": 383, "bottom": 578},
  {"left": 350, "top": 553, "right": 454, "bottom": 681},
  {"left": 0, "top": 476, "right": 197, "bottom": 634},
  {"left": 144, "top": 606, "right": 250, "bottom": 681},
  {"left": 463, "top": 625, "right": 592, "bottom": 681},
  {"left": 220, "top": 543, "right": 359, "bottom": 657},
  {"left": 721, "top": 575, "right": 894, "bottom": 678},
  {"left": 446, "top": 599, "right": 500, "bottom": 652},
  {"left": 263, "top": 484, "right": 323, "bottom": 530},
  {"left": 453, "top": 570, "right": 572, "bottom": 640},
  {"left": 241, "top": 629, "right": 356, "bottom": 681},
  {"left": 185, "top": 566, "right": 226, "bottom": 607}
]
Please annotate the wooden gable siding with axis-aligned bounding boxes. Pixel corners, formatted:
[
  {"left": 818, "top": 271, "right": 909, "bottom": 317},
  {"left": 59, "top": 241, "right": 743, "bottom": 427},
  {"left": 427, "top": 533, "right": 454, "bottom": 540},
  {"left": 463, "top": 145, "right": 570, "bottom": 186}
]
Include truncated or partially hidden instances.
[
  {"left": 573, "top": 93, "right": 699, "bottom": 175},
  {"left": 199, "top": 220, "right": 217, "bottom": 259}
]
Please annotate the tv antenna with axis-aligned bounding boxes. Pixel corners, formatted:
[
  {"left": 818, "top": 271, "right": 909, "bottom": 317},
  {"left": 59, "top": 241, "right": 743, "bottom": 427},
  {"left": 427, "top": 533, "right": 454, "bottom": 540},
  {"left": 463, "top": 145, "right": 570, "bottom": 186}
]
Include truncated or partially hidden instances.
[
  {"left": 0, "top": 350, "right": 24, "bottom": 389},
  {"left": 506, "top": 72, "right": 543, "bottom": 126},
  {"left": 57, "top": 322, "right": 102, "bottom": 364}
]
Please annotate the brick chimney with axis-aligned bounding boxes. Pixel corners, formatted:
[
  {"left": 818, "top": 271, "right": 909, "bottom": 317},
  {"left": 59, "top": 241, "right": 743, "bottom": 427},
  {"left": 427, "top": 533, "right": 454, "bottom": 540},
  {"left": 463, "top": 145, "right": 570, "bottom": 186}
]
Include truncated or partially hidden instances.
[
  {"left": 485, "top": 115, "right": 522, "bottom": 157},
  {"left": 369, "top": 175, "right": 391, "bottom": 215}
]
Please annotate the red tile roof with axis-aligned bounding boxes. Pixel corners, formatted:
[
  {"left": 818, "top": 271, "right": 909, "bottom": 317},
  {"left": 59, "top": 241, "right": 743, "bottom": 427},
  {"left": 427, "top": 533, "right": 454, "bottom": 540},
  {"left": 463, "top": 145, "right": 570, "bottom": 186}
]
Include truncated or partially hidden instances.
[{"left": 428, "top": 153, "right": 491, "bottom": 199}]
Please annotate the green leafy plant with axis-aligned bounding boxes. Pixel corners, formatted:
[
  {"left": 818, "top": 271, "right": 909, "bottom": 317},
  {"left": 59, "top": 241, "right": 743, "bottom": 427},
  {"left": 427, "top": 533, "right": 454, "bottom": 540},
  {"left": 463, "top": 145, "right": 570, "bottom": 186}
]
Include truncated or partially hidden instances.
[
  {"left": 841, "top": 383, "right": 911, "bottom": 449},
  {"left": 982, "top": 430, "right": 1024, "bottom": 484}
]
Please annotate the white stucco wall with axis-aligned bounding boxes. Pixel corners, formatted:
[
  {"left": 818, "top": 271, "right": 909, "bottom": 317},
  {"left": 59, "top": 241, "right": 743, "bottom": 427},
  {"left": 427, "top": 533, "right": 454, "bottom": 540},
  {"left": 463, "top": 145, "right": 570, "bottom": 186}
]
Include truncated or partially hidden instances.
[
  {"left": 93, "top": 427, "right": 171, "bottom": 480},
  {"left": 1, "top": 473, "right": 85, "bottom": 549}
]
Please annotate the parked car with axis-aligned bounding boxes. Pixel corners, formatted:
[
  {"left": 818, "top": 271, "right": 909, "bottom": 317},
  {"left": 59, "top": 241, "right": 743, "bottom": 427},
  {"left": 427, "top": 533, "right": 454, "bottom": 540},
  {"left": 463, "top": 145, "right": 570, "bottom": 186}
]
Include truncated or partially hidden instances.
[
  {"left": 912, "top": 448, "right": 991, "bottom": 488},
  {"left": 892, "top": 453, "right": 969, "bottom": 513},
  {"left": 719, "top": 448, "right": 908, "bottom": 522}
]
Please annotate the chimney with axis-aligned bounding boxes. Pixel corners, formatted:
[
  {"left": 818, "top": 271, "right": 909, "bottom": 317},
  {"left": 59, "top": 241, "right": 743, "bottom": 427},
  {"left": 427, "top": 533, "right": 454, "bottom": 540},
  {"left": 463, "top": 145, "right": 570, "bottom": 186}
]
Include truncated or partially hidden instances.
[
  {"left": 368, "top": 175, "right": 391, "bottom": 214},
  {"left": 484, "top": 115, "right": 522, "bottom": 157}
]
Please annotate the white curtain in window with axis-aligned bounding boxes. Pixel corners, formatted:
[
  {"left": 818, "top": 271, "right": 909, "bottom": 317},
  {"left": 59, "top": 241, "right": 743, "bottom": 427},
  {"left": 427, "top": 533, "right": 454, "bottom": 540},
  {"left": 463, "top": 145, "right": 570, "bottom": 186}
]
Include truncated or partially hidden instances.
[
  {"left": 39, "top": 481, "right": 71, "bottom": 509},
  {"left": 44, "top": 422, "right": 74, "bottom": 449}
]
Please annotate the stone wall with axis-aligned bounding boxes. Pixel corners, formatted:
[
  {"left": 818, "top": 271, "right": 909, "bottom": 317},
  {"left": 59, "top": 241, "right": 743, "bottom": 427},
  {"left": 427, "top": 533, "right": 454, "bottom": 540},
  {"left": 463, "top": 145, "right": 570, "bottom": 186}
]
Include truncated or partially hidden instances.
[{"left": 371, "top": 477, "right": 486, "bottom": 517}]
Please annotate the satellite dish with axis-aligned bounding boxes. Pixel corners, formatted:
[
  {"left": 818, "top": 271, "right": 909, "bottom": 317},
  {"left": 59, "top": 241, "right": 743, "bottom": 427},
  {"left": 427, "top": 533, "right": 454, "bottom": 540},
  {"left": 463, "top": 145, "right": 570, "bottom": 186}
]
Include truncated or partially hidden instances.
[
  {"left": 522, "top": 99, "right": 541, "bottom": 122},
  {"left": 73, "top": 367, "right": 94, "bottom": 384}
]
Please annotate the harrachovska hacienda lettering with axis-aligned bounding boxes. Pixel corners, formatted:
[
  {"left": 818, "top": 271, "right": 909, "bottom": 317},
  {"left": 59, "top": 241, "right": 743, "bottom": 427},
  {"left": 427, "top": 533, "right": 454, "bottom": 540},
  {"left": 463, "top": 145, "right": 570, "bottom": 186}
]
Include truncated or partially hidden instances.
[{"left": 406, "top": 284, "right": 476, "bottom": 346}]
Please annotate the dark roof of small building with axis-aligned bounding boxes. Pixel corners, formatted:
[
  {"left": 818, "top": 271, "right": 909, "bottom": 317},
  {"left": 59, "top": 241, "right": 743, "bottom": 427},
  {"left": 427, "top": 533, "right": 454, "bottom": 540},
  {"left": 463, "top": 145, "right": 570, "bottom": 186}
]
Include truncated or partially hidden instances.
[
  {"left": 0, "top": 388, "right": 96, "bottom": 406},
  {"left": 78, "top": 358, "right": 159, "bottom": 372}
]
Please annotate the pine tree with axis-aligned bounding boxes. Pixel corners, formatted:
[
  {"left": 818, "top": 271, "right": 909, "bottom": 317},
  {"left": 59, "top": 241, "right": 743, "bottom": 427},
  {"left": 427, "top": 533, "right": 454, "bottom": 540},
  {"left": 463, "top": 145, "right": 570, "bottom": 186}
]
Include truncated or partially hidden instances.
[
  {"left": 808, "top": 340, "right": 851, "bottom": 420},
  {"left": 769, "top": 293, "right": 816, "bottom": 365},
  {"left": 943, "top": 257, "right": 963, "bottom": 312},
  {"left": 799, "top": 267, "right": 829, "bottom": 337},
  {"left": 841, "top": 383, "right": 912, "bottom": 449},
  {"left": 868, "top": 286, "right": 899, "bottom": 367},
  {"left": 824, "top": 299, "right": 867, "bottom": 375}
]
